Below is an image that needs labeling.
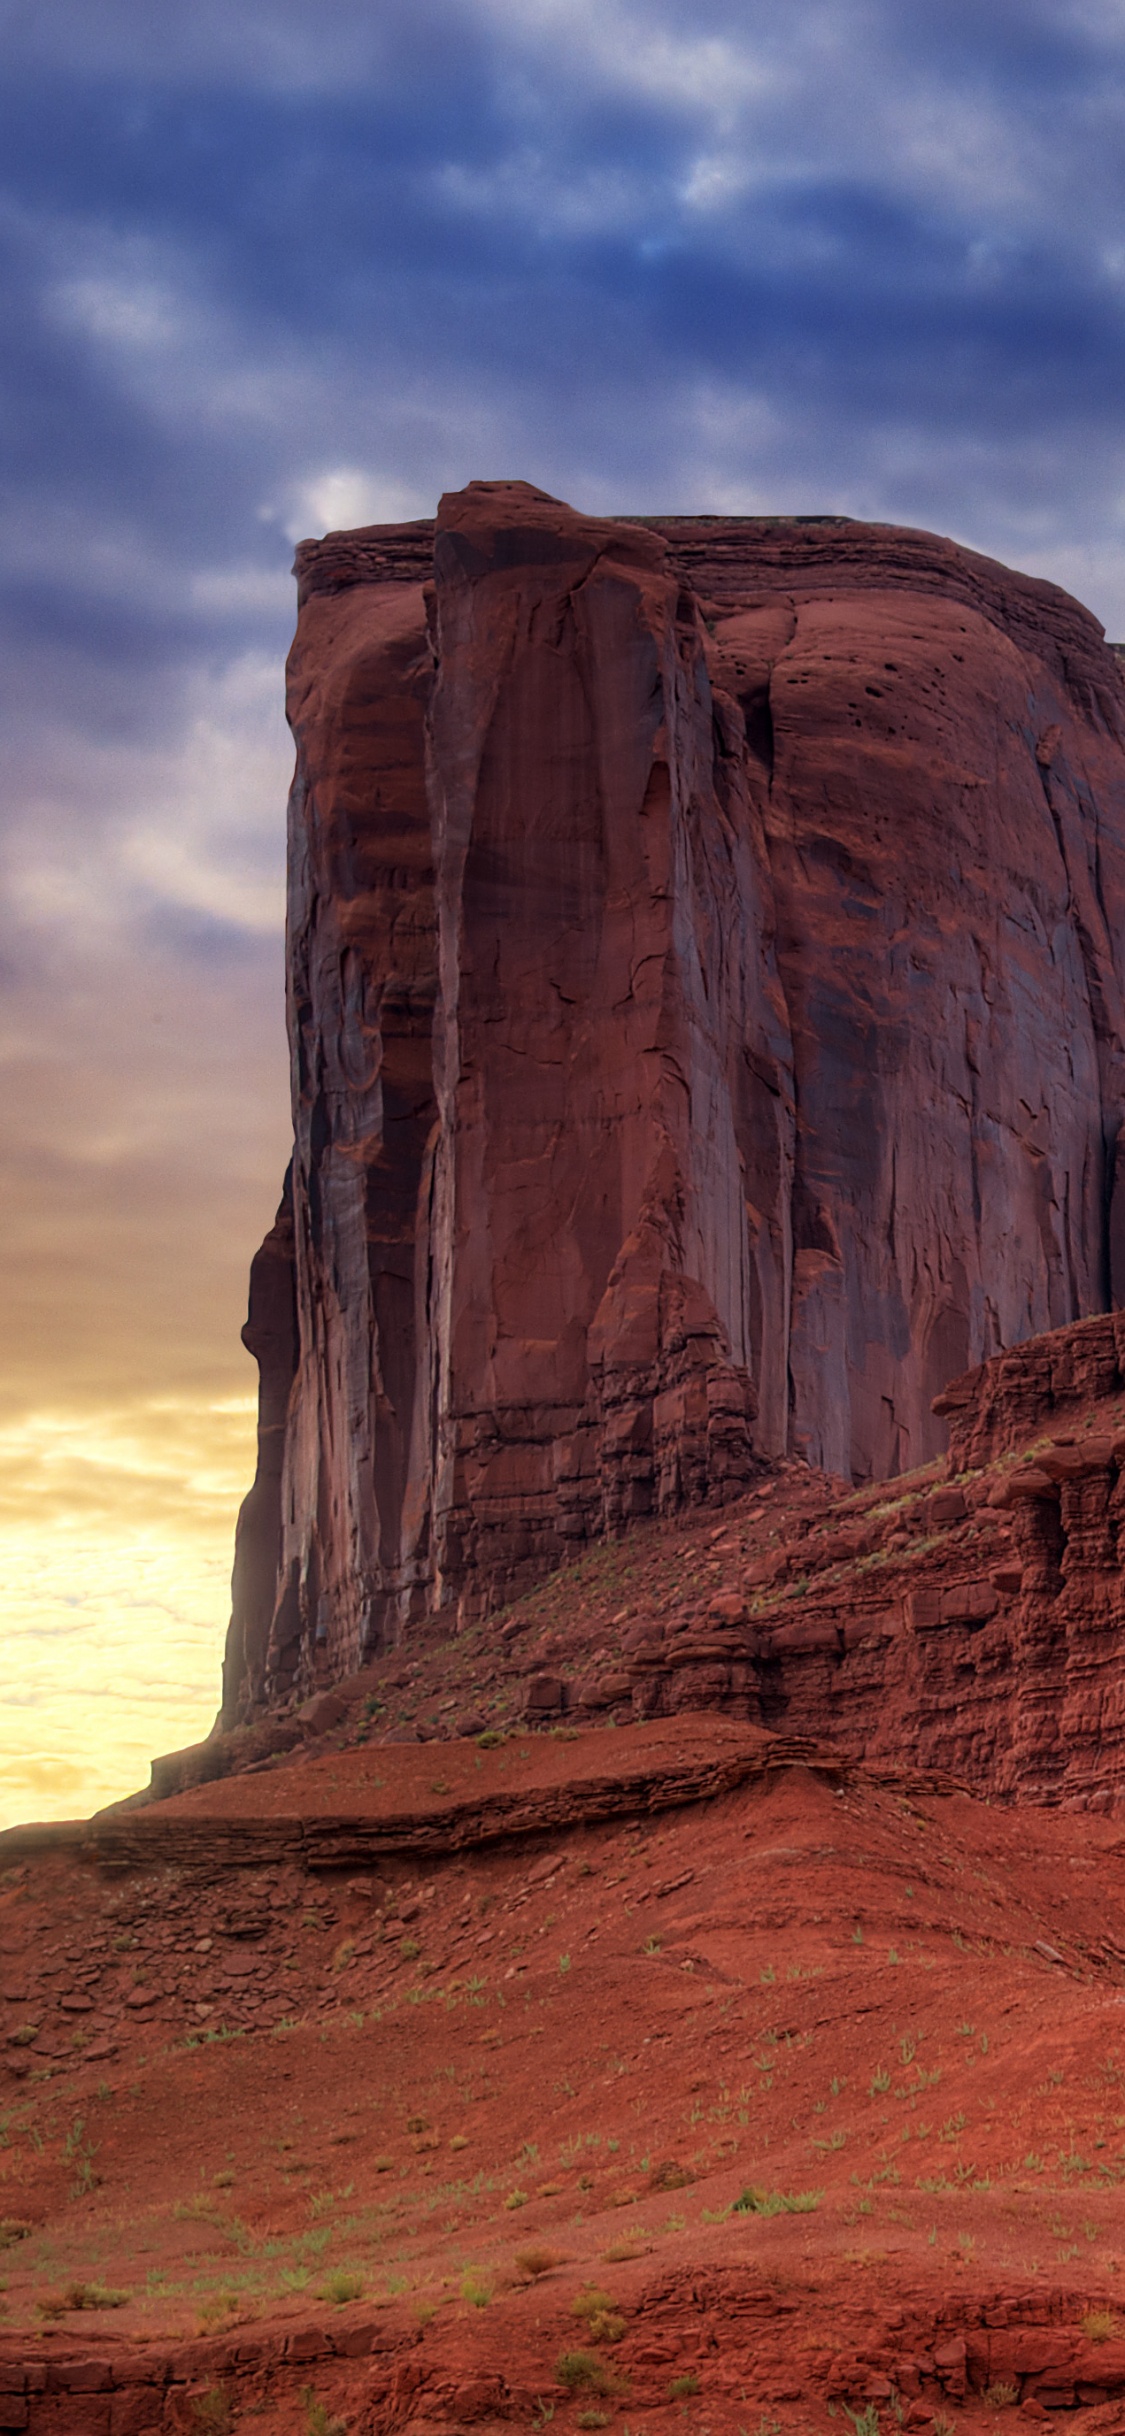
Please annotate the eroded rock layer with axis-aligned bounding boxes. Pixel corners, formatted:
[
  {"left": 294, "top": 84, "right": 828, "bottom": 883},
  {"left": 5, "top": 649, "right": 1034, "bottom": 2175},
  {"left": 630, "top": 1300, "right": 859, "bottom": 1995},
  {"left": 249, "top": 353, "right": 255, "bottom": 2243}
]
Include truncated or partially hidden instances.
[{"left": 226, "top": 482, "right": 1125, "bottom": 1717}]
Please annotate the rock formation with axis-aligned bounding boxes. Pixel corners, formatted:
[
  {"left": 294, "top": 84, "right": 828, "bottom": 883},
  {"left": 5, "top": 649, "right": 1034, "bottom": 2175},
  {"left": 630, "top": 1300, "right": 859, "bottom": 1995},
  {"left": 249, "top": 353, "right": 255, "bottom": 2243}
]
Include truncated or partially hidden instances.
[{"left": 225, "top": 482, "right": 1125, "bottom": 1720}]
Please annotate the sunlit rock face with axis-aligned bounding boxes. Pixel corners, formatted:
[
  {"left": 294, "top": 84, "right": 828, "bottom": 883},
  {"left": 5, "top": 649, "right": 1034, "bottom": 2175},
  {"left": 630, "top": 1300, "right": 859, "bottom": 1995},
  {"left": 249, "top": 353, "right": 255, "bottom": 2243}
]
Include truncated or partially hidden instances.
[{"left": 223, "top": 481, "right": 1125, "bottom": 1717}]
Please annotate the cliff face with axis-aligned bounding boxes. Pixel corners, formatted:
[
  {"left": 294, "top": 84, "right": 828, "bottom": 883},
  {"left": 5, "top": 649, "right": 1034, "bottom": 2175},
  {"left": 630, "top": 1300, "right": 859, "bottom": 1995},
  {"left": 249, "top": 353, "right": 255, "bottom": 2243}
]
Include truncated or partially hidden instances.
[{"left": 224, "top": 481, "right": 1125, "bottom": 1719}]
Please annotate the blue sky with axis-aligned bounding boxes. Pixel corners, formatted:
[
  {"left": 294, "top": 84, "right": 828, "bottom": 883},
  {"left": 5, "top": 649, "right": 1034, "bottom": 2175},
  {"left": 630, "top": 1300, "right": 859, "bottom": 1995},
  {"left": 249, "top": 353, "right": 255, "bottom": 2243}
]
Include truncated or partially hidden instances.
[{"left": 2, "top": 0, "right": 1125, "bottom": 1817}]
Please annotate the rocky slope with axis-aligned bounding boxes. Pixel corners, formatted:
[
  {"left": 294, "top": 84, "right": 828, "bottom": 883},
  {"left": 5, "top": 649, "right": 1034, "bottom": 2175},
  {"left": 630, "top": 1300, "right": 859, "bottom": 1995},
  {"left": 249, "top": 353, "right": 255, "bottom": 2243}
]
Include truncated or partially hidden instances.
[
  {"left": 226, "top": 484, "right": 1125, "bottom": 1720},
  {"left": 196, "top": 1310, "right": 1125, "bottom": 1813},
  {"left": 2, "top": 1725, "right": 1125, "bottom": 2429}
]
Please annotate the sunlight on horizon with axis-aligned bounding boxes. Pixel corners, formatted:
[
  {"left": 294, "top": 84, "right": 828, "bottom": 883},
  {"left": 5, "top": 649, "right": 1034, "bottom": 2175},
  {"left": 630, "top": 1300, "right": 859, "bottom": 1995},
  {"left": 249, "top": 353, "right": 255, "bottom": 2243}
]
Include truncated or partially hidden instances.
[{"left": 0, "top": 1391, "right": 257, "bottom": 1829}]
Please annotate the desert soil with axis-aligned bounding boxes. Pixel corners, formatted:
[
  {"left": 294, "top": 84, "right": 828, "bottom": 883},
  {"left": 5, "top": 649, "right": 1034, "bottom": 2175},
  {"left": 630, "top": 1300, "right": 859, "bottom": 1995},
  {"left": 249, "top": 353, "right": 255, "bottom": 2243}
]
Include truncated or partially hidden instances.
[{"left": 1, "top": 1720, "right": 1125, "bottom": 2430}]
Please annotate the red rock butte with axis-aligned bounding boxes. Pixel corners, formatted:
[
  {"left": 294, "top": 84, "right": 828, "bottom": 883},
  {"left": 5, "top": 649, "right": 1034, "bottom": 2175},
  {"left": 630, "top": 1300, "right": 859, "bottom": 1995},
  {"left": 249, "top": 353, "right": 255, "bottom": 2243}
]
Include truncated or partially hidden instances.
[{"left": 224, "top": 479, "right": 1125, "bottom": 1725}]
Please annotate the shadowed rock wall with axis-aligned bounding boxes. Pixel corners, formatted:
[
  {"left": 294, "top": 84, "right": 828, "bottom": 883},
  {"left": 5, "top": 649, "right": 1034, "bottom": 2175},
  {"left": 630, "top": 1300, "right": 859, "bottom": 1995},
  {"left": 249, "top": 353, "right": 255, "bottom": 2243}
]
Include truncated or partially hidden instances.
[{"left": 224, "top": 481, "right": 1125, "bottom": 1718}]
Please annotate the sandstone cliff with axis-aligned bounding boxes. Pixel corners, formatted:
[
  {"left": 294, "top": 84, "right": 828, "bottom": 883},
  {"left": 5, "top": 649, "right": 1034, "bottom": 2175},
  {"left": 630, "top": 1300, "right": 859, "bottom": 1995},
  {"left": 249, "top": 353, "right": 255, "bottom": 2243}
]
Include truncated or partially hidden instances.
[{"left": 225, "top": 482, "right": 1125, "bottom": 1719}]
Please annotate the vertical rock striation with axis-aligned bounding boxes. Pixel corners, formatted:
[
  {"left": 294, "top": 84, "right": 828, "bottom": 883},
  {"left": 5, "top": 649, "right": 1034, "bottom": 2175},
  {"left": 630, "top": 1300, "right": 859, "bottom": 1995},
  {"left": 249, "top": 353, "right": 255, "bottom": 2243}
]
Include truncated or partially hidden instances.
[{"left": 225, "top": 482, "right": 1125, "bottom": 1719}]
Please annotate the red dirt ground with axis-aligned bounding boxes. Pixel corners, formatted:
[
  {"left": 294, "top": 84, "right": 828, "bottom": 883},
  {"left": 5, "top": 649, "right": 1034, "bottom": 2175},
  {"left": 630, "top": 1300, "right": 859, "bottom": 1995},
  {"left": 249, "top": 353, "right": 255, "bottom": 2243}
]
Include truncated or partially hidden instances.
[{"left": 2, "top": 1721, "right": 1125, "bottom": 2430}]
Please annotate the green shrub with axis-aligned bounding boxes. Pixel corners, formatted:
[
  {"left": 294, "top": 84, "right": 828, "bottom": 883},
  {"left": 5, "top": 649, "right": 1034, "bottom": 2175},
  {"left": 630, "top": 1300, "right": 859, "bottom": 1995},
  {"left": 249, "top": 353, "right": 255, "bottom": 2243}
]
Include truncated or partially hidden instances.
[
  {"left": 319, "top": 2268, "right": 363, "bottom": 2305},
  {"left": 37, "top": 2281, "right": 129, "bottom": 2318},
  {"left": 557, "top": 2350, "right": 613, "bottom": 2393},
  {"left": 66, "top": 2281, "right": 129, "bottom": 2309},
  {"left": 572, "top": 2286, "right": 626, "bottom": 2341},
  {"left": 731, "top": 2186, "right": 822, "bottom": 2216},
  {"left": 572, "top": 2285, "right": 614, "bottom": 2318}
]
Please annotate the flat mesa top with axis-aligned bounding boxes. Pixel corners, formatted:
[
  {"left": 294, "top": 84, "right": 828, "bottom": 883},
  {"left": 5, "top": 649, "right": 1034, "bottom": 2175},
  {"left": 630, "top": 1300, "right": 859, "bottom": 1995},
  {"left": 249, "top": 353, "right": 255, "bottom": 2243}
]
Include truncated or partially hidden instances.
[{"left": 290, "top": 498, "right": 1115, "bottom": 671}]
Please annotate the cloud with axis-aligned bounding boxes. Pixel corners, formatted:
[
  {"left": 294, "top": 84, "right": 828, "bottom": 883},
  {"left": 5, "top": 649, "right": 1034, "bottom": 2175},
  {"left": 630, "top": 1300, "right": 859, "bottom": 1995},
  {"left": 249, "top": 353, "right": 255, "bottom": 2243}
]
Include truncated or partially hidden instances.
[
  {"left": 0, "top": 621, "right": 292, "bottom": 1522},
  {"left": 0, "top": 0, "right": 436, "bottom": 91},
  {"left": 4, "top": 650, "right": 289, "bottom": 933},
  {"left": 0, "top": 1394, "right": 256, "bottom": 1532},
  {"left": 278, "top": 467, "right": 433, "bottom": 542},
  {"left": 6, "top": 6, "right": 1125, "bottom": 608}
]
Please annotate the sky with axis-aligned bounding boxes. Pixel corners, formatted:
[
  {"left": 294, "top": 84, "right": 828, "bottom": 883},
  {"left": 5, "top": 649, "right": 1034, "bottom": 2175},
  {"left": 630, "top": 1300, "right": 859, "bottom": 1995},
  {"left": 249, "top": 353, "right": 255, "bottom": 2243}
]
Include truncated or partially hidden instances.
[{"left": 2, "top": 0, "right": 1125, "bottom": 1826}]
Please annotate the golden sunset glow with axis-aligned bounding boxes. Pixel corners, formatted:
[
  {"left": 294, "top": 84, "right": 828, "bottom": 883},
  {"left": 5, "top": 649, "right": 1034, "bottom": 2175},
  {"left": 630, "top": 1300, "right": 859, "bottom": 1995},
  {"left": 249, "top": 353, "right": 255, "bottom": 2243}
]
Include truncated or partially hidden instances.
[
  {"left": 0, "top": 649, "right": 293, "bottom": 1830},
  {"left": 0, "top": 1392, "right": 260, "bottom": 1827}
]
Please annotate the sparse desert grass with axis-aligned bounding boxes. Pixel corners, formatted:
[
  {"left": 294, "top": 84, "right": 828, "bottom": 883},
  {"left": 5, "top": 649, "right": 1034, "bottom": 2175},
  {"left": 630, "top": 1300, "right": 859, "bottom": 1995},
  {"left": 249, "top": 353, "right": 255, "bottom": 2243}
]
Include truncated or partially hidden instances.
[
  {"left": 648, "top": 2158, "right": 692, "bottom": 2191},
  {"left": 461, "top": 2267, "right": 492, "bottom": 2307},
  {"left": 301, "top": 2387, "right": 347, "bottom": 2436},
  {"left": 513, "top": 2244, "right": 566, "bottom": 2280},
  {"left": 556, "top": 2349, "right": 614, "bottom": 2394},
  {"left": 196, "top": 2288, "right": 246, "bottom": 2332},
  {"left": 63, "top": 2118, "right": 98, "bottom": 2197},
  {"left": 572, "top": 2285, "right": 626, "bottom": 2341},
  {"left": 37, "top": 2280, "right": 130, "bottom": 2318},
  {"left": 668, "top": 2372, "right": 700, "bottom": 2398},
  {"left": 1083, "top": 2308, "right": 1120, "bottom": 2340},
  {"left": 174, "top": 2194, "right": 231, "bottom": 2229},
  {"left": 732, "top": 2186, "right": 822, "bottom": 2216},
  {"left": 320, "top": 2268, "right": 363, "bottom": 2305}
]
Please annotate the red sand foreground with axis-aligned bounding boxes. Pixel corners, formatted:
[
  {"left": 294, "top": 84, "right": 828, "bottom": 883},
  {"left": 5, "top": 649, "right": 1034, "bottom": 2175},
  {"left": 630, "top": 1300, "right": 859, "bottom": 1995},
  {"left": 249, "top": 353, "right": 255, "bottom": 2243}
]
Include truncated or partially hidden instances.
[{"left": 1, "top": 1720, "right": 1125, "bottom": 2430}]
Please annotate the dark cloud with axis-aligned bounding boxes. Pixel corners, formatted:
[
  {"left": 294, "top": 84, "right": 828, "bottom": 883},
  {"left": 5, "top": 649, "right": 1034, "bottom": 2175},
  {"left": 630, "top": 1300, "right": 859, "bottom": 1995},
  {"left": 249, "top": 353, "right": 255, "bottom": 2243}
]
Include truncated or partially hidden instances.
[{"left": 3, "top": 5, "right": 1124, "bottom": 576}]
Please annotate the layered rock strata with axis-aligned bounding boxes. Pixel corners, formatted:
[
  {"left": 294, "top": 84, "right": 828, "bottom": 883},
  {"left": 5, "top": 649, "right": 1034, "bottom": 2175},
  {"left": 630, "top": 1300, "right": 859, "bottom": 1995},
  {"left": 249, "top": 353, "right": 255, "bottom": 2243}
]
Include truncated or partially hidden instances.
[
  {"left": 502, "top": 1313, "right": 1125, "bottom": 1807},
  {"left": 226, "top": 482, "right": 1125, "bottom": 1718}
]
